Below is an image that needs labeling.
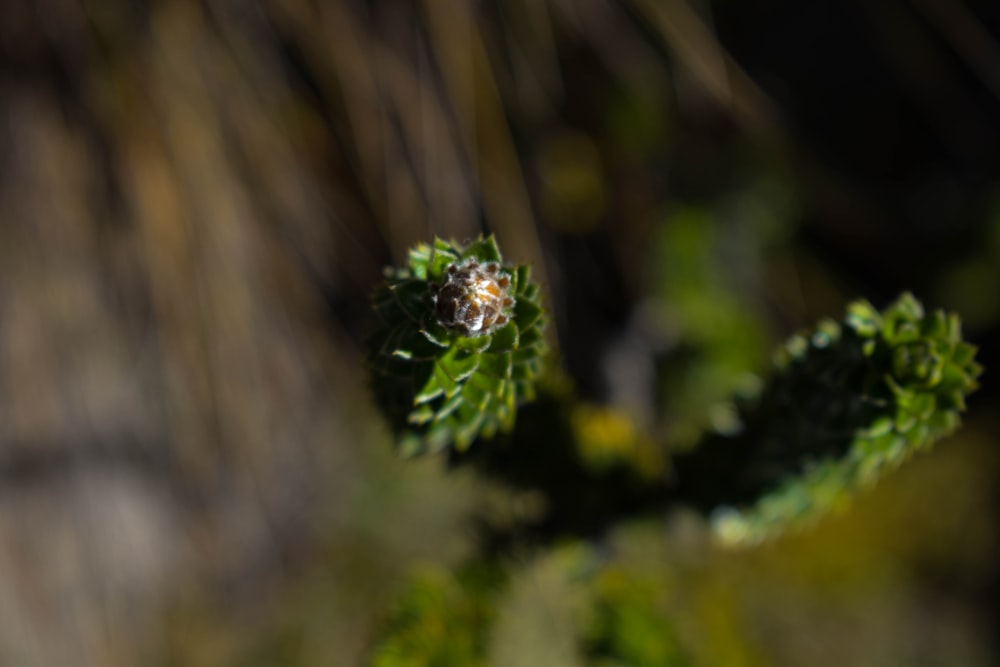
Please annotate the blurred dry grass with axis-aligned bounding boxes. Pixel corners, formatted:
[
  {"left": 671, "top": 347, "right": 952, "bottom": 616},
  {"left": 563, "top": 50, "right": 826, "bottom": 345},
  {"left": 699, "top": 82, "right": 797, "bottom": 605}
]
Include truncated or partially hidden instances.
[
  {"left": 1, "top": 0, "right": 999, "bottom": 665},
  {"left": 0, "top": 1, "right": 608, "bottom": 663}
]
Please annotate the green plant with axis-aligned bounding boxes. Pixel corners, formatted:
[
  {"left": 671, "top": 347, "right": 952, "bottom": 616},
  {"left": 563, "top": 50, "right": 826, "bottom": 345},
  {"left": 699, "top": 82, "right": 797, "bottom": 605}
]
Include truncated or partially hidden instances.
[
  {"left": 367, "top": 236, "right": 546, "bottom": 456},
  {"left": 368, "top": 240, "right": 985, "bottom": 663},
  {"left": 369, "top": 565, "right": 503, "bottom": 667},
  {"left": 370, "top": 241, "right": 982, "bottom": 535},
  {"left": 674, "top": 292, "right": 984, "bottom": 544}
]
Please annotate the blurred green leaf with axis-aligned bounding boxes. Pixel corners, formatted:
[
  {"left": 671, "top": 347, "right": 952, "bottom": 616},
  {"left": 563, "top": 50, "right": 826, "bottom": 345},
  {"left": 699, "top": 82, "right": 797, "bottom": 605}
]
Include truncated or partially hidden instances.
[{"left": 675, "top": 293, "right": 983, "bottom": 545}]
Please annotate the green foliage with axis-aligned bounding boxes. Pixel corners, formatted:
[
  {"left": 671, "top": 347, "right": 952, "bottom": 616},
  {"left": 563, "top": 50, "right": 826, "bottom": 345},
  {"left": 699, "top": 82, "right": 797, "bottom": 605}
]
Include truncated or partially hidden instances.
[
  {"left": 676, "top": 293, "right": 983, "bottom": 545},
  {"left": 369, "top": 545, "right": 689, "bottom": 667},
  {"left": 368, "top": 236, "right": 547, "bottom": 455},
  {"left": 583, "top": 567, "right": 688, "bottom": 667},
  {"left": 653, "top": 200, "right": 784, "bottom": 449},
  {"left": 369, "top": 565, "right": 504, "bottom": 667}
]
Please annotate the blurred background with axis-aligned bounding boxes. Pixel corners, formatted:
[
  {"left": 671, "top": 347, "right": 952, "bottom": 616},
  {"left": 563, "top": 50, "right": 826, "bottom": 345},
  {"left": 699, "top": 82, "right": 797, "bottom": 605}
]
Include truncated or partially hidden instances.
[{"left": 1, "top": 0, "right": 1000, "bottom": 664}]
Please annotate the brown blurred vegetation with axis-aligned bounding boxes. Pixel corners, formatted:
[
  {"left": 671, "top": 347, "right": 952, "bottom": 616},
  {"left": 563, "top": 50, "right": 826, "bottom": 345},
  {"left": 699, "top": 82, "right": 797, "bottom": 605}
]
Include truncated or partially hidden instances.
[{"left": 2, "top": 0, "right": 1000, "bottom": 665}]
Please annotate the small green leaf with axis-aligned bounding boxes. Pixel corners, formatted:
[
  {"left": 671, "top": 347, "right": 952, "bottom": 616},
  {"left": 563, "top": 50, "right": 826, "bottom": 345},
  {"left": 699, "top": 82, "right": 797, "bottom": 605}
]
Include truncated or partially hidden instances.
[
  {"left": 428, "top": 241, "right": 461, "bottom": 281},
  {"left": 459, "top": 234, "right": 503, "bottom": 264},
  {"left": 518, "top": 324, "right": 543, "bottom": 347},
  {"left": 454, "top": 403, "right": 487, "bottom": 450},
  {"left": 893, "top": 409, "right": 916, "bottom": 433},
  {"left": 907, "top": 423, "right": 930, "bottom": 448},
  {"left": 479, "top": 351, "right": 513, "bottom": 380},
  {"left": 454, "top": 333, "right": 493, "bottom": 353},
  {"left": 892, "top": 292, "right": 925, "bottom": 321},
  {"left": 395, "top": 329, "right": 446, "bottom": 360},
  {"left": 407, "top": 404, "right": 435, "bottom": 425},
  {"left": 461, "top": 381, "right": 493, "bottom": 412},
  {"left": 845, "top": 300, "right": 880, "bottom": 337},
  {"left": 515, "top": 380, "right": 537, "bottom": 402},
  {"left": 407, "top": 244, "right": 432, "bottom": 279},
  {"left": 862, "top": 416, "right": 894, "bottom": 438},
  {"left": 439, "top": 349, "right": 480, "bottom": 383},
  {"left": 920, "top": 310, "right": 948, "bottom": 338},
  {"left": 432, "top": 363, "right": 462, "bottom": 398},
  {"left": 499, "top": 381, "right": 516, "bottom": 429},
  {"left": 516, "top": 265, "right": 532, "bottom": 295},
  {"left": 512, "top": 358, "right": 541, "bottom": 380},
  {"left": 946, "top": 313, "right": 962, "bottom": 342},
  {"left": 951, "top": 342, "right": 977, "bottom": 367},
  {"left": 514, "top": 298, "right": 543, "bottom": 330},
  {"left": 938, "top": 389, "right": 966, "bottom": 412},
  {"left": 434, "top": 392, "right": 466, "bottom": 421},
  {"left": 511, "top": 347, "right": 540, "bottom": 366},
  {"left": 420, "top": 322, "right": 452, "bottom": 348},
  {"left": 486, "top": 322, "right": 519, "bottom": 352},
  {"left": 414, "top": 375, "right": 444, "bottom": 404},
  {"left": 479, "top": 415, "right": 500, "bottom": 439}
]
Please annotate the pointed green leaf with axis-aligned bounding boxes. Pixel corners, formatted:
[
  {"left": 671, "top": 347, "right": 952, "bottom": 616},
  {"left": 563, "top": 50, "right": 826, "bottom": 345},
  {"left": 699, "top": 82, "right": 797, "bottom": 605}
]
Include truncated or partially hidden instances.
[
  {"left": 486, "top": 322, "right": 519, "bottom": 352},
  {"left": 439, "top": 349, "right": 479, "bottom": 383},
  {"left": 479, "top": 351, "right": 512, "bottom": 380},
  {"left": 414, "top": 373, "right": 444, "bottom": 404},
  {"left": 407, "top": 243, "right": 433, "bottom": 280},
  {"left": 428, "top": 241, "right": 461, "bottom": 281},
  {"left": 512, "top": 357, "right": 541, "bottom": 380},
  {"left": 513, "top": 298, "right": 543, "bottom": 330},
  {"left": 893, "top": 410, "right": 916, "bottom": 433},
  {"left": 518, "top": 324, "right": 543, "bottom": 347},
  {"left": 394, "top": 329, "right": 447, "bottom": 360},
  {"left": 951, "top": 342, "right": 977, "bottom": 367},
  {"left": 434, "top": 391, "right": 466, "bottom": 421},
  {"left": 420, "top": 322, "right": 452, "bottom": 348},
  {"left": 892, "top": 292, "right": 924, "bottom": 321},
  {"left": 454, "top": 403, "right": 486, "bottom": 450},
  {"left": 515, "top": 265, "right": 531, "bottom": 294},
  {"left": 460, "top": 234, "right": 503, "bottom": 264},
  {"left": 454, "top": 333, "right": 493, "bottom": 353},
  {"left": 468, "top": 372, "right": 505, "bottom": 399},
  {"left": 407, "top": 404, "right": 435, "bottom": 425},
  {"left": 946, "top": 312, "right": 962, "bottom": 342},
  {"left": 461, "top": 380, "right": 493, "bottom": 412},
  {"left": 845, "top": 300, "right": 880, "bottom": 337},
  {"left": 432, "top": 362, "right": 461, "bottom": 398},
  {"left": 938, "top": 389, "right": 966, "bottom": 412},
  {"left": 515, "top": 380, "right": 537, "bottom": 402},
  {"left": 480, "top": 415, "right": 500, "bottom": 439}
]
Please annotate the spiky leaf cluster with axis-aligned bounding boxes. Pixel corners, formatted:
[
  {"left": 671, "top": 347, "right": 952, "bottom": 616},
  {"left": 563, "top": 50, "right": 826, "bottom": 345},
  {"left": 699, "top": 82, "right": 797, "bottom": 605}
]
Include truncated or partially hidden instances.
[
  {"left": 674, "top": 293, "right": 982, "bottom": 545},
  {"left": 368, "top": 236, "right": 546, "bottom": 455}
]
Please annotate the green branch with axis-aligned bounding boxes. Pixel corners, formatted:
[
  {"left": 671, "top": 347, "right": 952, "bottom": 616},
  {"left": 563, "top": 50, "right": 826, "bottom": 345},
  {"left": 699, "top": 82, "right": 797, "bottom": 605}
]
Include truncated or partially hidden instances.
[{"left": 673, "top": 293, "right": 983, "bottom": 544}]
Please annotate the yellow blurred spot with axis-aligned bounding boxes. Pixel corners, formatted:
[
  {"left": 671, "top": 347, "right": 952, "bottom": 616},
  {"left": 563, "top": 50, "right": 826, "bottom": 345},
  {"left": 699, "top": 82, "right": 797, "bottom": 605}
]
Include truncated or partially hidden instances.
[{"left": 571, "top": 404, "right": 665, "bottom": 479}]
